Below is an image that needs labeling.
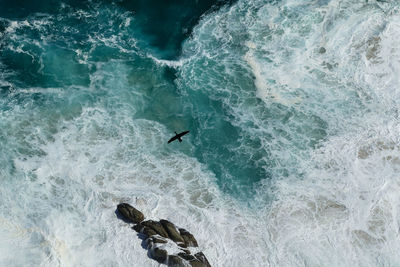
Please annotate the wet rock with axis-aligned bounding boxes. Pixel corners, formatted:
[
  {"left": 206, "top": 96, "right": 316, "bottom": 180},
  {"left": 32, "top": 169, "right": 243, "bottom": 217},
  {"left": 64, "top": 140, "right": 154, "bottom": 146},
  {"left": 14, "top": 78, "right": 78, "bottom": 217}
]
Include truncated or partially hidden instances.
[
  {"left": 178, "top": 252, "right": 196, "bottom": 261},
  {"left": 142, "top": 220, "right": 169, "bottom": 238},
  {"left": 132, "top": 223, "right": 144, "bottom": 233},
  {"left": 147, "top": 236, "right": 168, "bottom": 244},
  {"left": 179, "top": 249, "right": 191, "bottom": 255},
  {"left": 168, "top": 255, "right": 185, "bottom": 267},
  {"left": 195, "top": 252, "right": 211, "bottom": 267},
  {"left": 189, "top": 260, "right": 207, "bottom": 267},
  {"left": 160, "top": 219, "right": 185, "bottom": 243},
  {"left": 143, "top": 226, "right": 157, "bottom": 237},
  {"left": 179, "top": 228, "right": 198, "bottom": 247},
  {"left": 133, "top": 223, "right": 162, "bottom": 239},
  {"left": 150, "top": 247, "right": 168, "bottom": 263},
  {"left": 319, "top": 47, "right": 326, "bottom": 54},
  {"left": 116, "top": 203, "right": 211, "bottom": 266},
  {"left": 177, "top": 242, "right": 187, "bottom": 248},
  {"left": 117, "top": 203, "right": 144, "bottom": 223}
]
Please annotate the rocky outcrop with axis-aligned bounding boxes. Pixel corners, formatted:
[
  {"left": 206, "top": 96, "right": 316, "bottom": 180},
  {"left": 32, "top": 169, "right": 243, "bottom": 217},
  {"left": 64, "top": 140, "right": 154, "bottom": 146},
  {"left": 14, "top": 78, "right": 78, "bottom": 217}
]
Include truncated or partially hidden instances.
[
  {"left": 116, "top": 203, "right": 211, "bottom": 267},
  {"left": 176, "top": 252, "right": 210, "bottom": 267},
  {"left": 150, "top": 247, "right": 168, "bottom": 263},
  {"left": 178, "top": 252, "right": 196, "bottom": 261},
  {"left": 179, "top": 228, "right": 198, "bottom": 247},
  {"left": 189, "top": 260, "right": 208, "bottom": 267},
  {"left": 168, "top": 255, "right": 184, "bottom": 267},
  {"left": 132, "top": 223, "right": 144, "bottom": 232},
  {"left": 141, "top": 220, "right": 169, "bottom": 238},
  {"left": 147, "top": 236, "right": 168, "bottom": 245},
  {"left": 160, "top": 220, "right": 185, "bottom": 244},
  {"left": 194, "top": 252, "right": 211, "bottom": 266},
  {"left": 117, "top": 203, "right": 144, "bottom": 223}
]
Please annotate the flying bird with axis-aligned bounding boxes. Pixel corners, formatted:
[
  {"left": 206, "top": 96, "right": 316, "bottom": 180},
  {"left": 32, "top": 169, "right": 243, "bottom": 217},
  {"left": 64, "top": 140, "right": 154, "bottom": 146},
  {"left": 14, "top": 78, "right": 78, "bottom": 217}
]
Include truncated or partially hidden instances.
[{"left": 168, "top": 131, "right": 189, "bottom": 143}]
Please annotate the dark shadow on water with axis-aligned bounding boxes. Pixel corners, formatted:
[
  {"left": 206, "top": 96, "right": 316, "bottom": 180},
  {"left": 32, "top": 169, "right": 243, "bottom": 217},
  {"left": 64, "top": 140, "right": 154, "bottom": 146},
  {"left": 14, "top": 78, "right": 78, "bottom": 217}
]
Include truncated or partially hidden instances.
[
  {"left": 163, "top": 67, "right": 178, "bottom": 83},
  {"left": 138, "top": 233, "right": 149, "bottom": 250},
  {"left": 0, "top": 0, "right": 91, "bottom": 18},
  {"left": 116, "top": 0, "right": 237, "bottom": 59}
]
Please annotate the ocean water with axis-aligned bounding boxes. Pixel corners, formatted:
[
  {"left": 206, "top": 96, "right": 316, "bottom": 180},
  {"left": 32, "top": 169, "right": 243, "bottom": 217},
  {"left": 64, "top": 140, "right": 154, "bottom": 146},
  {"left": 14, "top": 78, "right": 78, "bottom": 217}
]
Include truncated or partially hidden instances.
[{"left": 1, "top": 0, "right": 400, "bottom": 266}]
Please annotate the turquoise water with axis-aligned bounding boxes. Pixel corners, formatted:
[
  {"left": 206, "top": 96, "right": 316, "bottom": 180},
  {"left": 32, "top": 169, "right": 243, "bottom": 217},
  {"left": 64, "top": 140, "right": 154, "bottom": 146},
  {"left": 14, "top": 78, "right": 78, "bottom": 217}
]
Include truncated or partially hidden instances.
[{"left": 2, "top": 0, "right": 400, "bottom": 266}]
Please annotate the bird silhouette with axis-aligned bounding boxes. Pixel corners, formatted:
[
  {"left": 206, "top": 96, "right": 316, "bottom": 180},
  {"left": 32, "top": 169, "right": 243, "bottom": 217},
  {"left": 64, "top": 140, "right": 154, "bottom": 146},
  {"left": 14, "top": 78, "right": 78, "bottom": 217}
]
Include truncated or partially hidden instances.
[{"left": 168, "top": 131, "right": 189, "bottom": 143}]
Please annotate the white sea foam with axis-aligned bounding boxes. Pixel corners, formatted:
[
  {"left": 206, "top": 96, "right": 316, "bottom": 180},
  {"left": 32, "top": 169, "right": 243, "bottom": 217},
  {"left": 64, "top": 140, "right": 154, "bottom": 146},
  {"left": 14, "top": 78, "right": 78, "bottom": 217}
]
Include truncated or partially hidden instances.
[
  {"left": 7, "top": 105, "right": 270, "bottom": 266},
  {"left": 178, "top": 0, "right": 400, "bottom": 266},
  {"left": 252, "top": 1, "right": 400, "bottom": 266},
  {"left": 260, "top": 121, "right": 400, "bottom": 266},
  {"left": 147, "top": 54, "right": 186, "bottom": 68}
]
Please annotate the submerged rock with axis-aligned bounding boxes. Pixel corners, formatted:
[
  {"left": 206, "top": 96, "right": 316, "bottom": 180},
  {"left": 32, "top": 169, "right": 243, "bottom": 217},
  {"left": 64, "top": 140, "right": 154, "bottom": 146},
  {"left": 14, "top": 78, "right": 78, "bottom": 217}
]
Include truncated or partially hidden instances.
[
  {"left": 179, "top": 228, "right": 198, "bottom": 247},
  {"left": 117, "top": 203, "right": 144, "bottom": 223},
  {"left": 160, "top": 219, "right": 185, "bottom": 243}
]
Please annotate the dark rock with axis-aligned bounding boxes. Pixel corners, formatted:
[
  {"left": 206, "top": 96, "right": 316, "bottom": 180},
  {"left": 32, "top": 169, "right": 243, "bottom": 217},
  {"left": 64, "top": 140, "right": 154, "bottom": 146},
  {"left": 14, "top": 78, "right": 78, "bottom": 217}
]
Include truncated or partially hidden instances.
[
  {"left": 143, "top": 226, "right": 157, "bottom": 237},
  {"left": 160, "top": 220, "right": 185, "bottom": 243},
  {"left": 177, "top": 242, "right": 187, "bottom": 248},
  {"left": 146, "top": 237, "right": 168, "bottom": 249},
  {"left": 179, "top": 249, "right": 191, "bottom": 255},
  {"left": 133, "top": 223, "right": 160, "bottom": 238},
  {"left": 142, "top": 220, "right": 169, "bottom": 238},
  {"left": 194, "top": 252, "right": 211, "bottom": 267},
  {"left": 179, "top": 228, "right": 198, "bottom": 247},
  {"left": 189, "top": 260, "right": 207, "bottom": 267},
  {"left": 132, "top": 224, "right": 144, "bottom": 233},
  {"left": 150, "top": 247, "right": 168, "bottom": 263},
  {"left": 117, "top": 203, "right": 209, "bottom": 266},
  {"left": 168, "top": 255, "right": 185, "bottom": 267},
  {"left": 132, "top": 223, "right": 162, "bottom": 239},
  {"left": 319, "top": 47, "right": 326, "bottom": 54},
  {"left": 177, "top": 252, "right": 195, "bottom": 261},
  {"left": 147, "top": 236, "right": 167, "bottom": 244},
  {"left": 117, "top": 203, "right": 144, "bottom": 223}
]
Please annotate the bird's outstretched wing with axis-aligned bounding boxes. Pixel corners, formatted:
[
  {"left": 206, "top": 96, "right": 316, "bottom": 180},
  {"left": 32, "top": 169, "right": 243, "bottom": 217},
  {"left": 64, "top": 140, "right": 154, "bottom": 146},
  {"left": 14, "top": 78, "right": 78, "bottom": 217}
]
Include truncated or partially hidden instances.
[
  {"left": 168, "top": 136, "right": 177, "bottom": 143},
  {"left": 179, "top": 131, "right": 189, "bottom": 137}
]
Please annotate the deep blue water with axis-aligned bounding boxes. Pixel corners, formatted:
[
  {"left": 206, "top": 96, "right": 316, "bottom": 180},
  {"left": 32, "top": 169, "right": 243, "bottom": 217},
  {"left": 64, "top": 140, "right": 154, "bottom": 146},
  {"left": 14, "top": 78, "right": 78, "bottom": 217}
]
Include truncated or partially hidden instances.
[{"left": 0, "top": 0, "right": 282, "bottom": 201}]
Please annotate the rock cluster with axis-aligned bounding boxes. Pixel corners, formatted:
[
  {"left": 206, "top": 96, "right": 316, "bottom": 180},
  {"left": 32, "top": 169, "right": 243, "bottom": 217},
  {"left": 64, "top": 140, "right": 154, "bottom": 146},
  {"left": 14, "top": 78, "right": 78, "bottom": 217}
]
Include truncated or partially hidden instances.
[{"left": 116, "top": 203, "right": 211, "bottom": 267}]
